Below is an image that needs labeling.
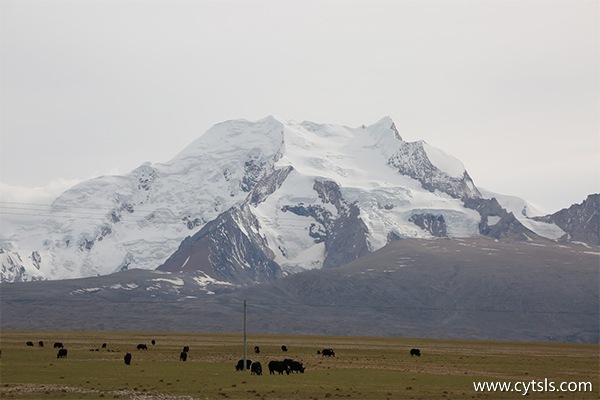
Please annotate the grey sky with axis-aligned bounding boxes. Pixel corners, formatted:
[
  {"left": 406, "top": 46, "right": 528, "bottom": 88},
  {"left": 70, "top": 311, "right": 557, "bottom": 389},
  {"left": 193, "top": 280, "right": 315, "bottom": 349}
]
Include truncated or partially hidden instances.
[{"left": 1, "top": 0, "right": 598, "bottom": 212}]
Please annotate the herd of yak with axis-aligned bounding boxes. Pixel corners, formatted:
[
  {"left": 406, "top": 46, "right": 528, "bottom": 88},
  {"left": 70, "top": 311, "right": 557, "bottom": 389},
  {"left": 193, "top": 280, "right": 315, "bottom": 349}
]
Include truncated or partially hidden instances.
[{"left": 24, "top": 340, "right": 422, "bottom": 374}]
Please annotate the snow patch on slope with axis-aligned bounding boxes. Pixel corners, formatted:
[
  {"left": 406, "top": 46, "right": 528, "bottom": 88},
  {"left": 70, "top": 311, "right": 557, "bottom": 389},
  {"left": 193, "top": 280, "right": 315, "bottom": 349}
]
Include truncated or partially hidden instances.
[{"left": 421, "top": 142, "right": 466, "bottom": 178}]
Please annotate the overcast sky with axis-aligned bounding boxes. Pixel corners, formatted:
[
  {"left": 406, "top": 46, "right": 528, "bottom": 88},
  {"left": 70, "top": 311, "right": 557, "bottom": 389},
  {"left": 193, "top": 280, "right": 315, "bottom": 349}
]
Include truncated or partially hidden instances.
[{"left": 1, "top": 0, "right": 598, "bottom": 213}]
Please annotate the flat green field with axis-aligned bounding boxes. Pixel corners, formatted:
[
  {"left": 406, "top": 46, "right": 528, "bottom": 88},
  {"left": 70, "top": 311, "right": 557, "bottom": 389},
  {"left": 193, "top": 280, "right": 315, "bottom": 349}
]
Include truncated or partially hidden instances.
[{"left": 0, "top": 331, "right": 597, "bottom": 399}]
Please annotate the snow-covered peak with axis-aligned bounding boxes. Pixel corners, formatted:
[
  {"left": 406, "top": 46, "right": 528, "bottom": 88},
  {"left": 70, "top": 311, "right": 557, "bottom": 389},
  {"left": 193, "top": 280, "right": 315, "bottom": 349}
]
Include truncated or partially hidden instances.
[
  {"left": 276, "top": 117, "right": 406, "bottom": 188},
  {"left": 173, "top": 116, "right": 285, "bottom": 162},
  {"left": 367, "top": 115, "right": 402, "bottom": 139}
]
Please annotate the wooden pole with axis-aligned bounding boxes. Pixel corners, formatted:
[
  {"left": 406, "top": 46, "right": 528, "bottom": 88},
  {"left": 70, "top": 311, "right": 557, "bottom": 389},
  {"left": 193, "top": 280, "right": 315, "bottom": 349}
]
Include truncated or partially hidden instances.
[{"left": 243, "top": 300, "right": 247, "bottom": 371}]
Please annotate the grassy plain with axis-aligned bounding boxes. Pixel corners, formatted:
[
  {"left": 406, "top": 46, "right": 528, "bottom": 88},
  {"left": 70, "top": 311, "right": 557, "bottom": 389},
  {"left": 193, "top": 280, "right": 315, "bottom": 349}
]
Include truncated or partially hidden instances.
[{"left": 0, "top": 330, "right": 597, "bottom": 399}]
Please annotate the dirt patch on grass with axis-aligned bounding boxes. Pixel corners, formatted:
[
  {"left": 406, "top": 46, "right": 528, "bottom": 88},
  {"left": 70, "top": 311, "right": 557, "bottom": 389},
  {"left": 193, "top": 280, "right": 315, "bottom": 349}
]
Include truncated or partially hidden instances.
[{"left": 0, "top": 383, "right": 203, "bottom": 400}]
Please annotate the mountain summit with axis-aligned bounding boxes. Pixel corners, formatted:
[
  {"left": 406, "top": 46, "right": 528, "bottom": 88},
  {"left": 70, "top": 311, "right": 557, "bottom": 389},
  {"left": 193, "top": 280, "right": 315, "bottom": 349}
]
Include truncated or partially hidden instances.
[{"left": 0, "top": 117, "right": 584, "bottom": 284}]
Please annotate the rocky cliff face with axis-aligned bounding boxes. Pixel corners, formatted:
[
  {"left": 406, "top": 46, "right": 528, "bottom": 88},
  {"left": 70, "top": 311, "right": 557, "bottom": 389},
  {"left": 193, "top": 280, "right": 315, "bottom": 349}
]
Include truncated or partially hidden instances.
[
  {"left": 157, "top": 203, "right": 283, "bottom": 285},
  {"left": 534, "top": 194, "right": 599, "bottom": 245},
  {"left": 388, "top": 141, "right": 480, "bottom": 200},
  {"left": 463, "top": 197, "right": 541, "bottom": 240},
  {"left": 408, "top": 214, "right": 448, "bottom": 237},
  {"left": 300, "top": 180, "right": 370, "bottom": 269}
]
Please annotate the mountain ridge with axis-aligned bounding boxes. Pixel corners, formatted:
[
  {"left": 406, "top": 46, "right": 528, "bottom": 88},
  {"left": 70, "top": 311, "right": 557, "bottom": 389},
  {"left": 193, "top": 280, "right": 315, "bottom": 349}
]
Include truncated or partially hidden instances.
[{"left": 0, "top": 116, "right": 597, "bottom": 285}]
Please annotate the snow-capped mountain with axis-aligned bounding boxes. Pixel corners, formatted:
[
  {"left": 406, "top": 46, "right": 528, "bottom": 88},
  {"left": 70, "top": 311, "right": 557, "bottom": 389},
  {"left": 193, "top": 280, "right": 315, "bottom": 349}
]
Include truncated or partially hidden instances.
[{"left": 0, "top": 116, "right": 586, "bottom": 284}]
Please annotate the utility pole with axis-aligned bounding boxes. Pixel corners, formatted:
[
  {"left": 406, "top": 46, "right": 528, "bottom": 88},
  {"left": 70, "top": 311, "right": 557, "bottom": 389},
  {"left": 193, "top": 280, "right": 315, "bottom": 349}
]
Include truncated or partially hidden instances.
[{"left": 243, "top": 300, "right": 247, "bottom": 371}]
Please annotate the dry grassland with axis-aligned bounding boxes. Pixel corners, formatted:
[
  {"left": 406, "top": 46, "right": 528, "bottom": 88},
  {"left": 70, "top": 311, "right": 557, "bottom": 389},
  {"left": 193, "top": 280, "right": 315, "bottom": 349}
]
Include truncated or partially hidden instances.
[{"left": 0, "top": 330, "right": 598, "bottom": 399}]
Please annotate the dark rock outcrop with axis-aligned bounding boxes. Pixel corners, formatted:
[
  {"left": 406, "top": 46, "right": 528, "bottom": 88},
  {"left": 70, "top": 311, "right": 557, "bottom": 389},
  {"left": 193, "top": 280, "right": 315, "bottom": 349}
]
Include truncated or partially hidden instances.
[
  {"left": 534, "top": 194, "right": 599, "bottom": 245},
  {"left": 409, "top": 213, "right": 448, "bottom": 237},
  {"left": 388, "top": 141, "right": 480, "bottom": 200},
  {"left": 463, "top": 197, "right": 539, "bottom": 240},
  {"left": 158, "top": 204, "right": 282, "bottom": 286}
]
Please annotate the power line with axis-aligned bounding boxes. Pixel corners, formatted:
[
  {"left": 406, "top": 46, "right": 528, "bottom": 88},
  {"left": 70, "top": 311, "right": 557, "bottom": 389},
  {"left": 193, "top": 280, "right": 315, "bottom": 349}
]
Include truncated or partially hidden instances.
[
  {"left": 230, "top": 300, "right": 600, "bottom": 316},
  {"left": 0, "top": 201, "right": 157, "bottom": 214},
  {"left": 0, "top": 201, "right": 172, "bottom": 222},
  {"left": 0, "top": 202, "right": 423, "bottom": 232},
  {"left": 0, "top": 211, "right": 110, "bottom": 221},
  {"left": 0, "top": 201, "right": 133, "bottom": 211},
  {"left": 2, "top": 205, "right": 112, "bottom": 215}
]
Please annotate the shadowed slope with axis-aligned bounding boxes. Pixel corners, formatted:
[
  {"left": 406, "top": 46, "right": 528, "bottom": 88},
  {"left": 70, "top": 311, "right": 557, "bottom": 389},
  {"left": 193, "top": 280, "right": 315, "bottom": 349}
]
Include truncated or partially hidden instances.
[{"left": 1, "top": 238, "right": 597, "bottom": 343}]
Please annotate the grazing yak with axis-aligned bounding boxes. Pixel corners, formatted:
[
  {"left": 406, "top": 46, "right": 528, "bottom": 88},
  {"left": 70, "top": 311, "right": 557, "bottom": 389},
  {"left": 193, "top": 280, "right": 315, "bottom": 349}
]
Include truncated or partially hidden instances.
[
  {"left": 410, "top": 348, "right": 421, "bottom": 357},
  {"left": 38, "top": 341, "right": 44, "bottom": 347},
  {"left": 102, "top": 343, "right": 107, "bottom": 349},
  {"left": 235, "top": 359, "right": 252, "bottom": 371},
  {"left": 180, "top": 351, "right": 187, "bottom": 361},
  {"left": 124, "top": 353, "right": 132, "bottom": 365},
  {"left": 321, "top": 348, "right": 335, "bottom": 357},
  {"left": 26, "top": 341, "right": 34, "bottom": 347},
  {"left": 54, "top": 342, "right": 64, "bottom": 349},
  {"left": 254, "top": 346, "right": 260, "bottom": 354},
  {"left": 281, "top": 345, "right": 288, "bottom": 352},
  {"left": 57, "top": 349, "right": 68, "bottom": 358},
  {"left": 268, "top": 360, "right": 290, "bottom": 375},
  {"left": 284, "top": 359, "right": 305, "bottom": 373},
  {"left": 137, "top": 344, "right": 148, "bottom": 350},
  {"left": 250, "top": 361, "right": 262, "bottom": 375},
  {"left": 151, "top": 340, "right": 156, "bottom": 345}
]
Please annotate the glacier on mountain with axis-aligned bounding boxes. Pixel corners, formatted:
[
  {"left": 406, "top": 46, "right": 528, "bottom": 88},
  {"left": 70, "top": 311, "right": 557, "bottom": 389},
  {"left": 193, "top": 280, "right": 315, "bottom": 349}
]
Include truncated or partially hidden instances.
[{"left": 1, "top": 116, "right": 567, "bottom": 283}]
